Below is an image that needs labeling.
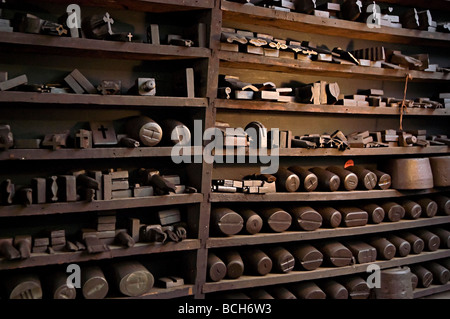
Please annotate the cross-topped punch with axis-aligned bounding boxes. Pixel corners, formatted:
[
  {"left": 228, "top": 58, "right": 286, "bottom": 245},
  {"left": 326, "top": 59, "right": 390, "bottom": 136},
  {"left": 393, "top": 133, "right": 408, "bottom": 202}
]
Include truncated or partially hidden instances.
[{"left": 103, "top": 12, "right": 114, "bottom": 35}]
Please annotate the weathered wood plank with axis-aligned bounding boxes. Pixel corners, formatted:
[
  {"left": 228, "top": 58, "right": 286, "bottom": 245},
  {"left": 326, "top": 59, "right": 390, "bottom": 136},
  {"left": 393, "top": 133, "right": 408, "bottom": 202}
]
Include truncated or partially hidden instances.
[
  {"left": 202, "top": 250, "right": 450, "bottom": 293},
  {"left": 209, "top": 188, "right": 449, "bottom": 202},
  {"left": 0, "top": 194, "right": 203, "bottom": 217},
  {"left": 218, "top": 51, "right": 450, "bottom": 82},
  {"left": 221, "top": 1, "right": 450, "bottom": 47},
  {"left": 0, "top": 32, "right": 211, "bottom": 61},
  {"left": 215, "top": 99, "right": 450, "bottom": 116},
  {"left": 0, "top": 240, "right": 201, "bottom": 271},
  {"left": 207, "top": 216, "right": 450, "bottom": 248},
  {"left": 212, "top": 146, "right": 450, "bottom": 158},
  {"left": 0, "top": 91, "right": 207, "bottom": 108},
  {"left": 413, "top": 283, "right": 450, "bottom": 299}
]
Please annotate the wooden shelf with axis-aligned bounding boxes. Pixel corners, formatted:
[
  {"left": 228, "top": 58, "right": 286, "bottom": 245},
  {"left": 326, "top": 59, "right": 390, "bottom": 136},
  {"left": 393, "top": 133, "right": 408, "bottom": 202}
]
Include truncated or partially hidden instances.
[
  {"left": 112, "top": 285, "right": 195, "bottom": 299},
  {"left": 207, "top": 215, "right": 450, "bottom": 248},
  {"left": 375, "top": 0, "right": 450, "bottom": 12},
  {"left": 0, "top": 194, "right": 203, "bottom": 217},
  {"left": 219, "top": 51, "right": 450, "bottom": 82},
  {"left": 216, "top": 99, "right": 450, "bottom": 116},
  {"left": 0, "top": 146, "right": 197, "bottom": 161},
  {"left": 0, "top": 240, "right": 201, "bottom": 271},
  {"left": 210, "top": 188, "right": 448, "bottom": 203},
  {"left": 202, "top": 249, "right": 450, "bottom": 293},
  {"left": 0, "top": 32, "right": 210, "bottom": 61},
  {"left": 221, "top": 1, "right": 450, "bottom": 47},
  {"left": 14, "top": 0, "right": 214, "bottom": 13},
  {"left": 0, "top": 91, "right": 207, "bottom": 108},
  {"left": 414, "top": 283, "right": 450, "bottom": 299},
  {"left": 213, "top": 145, "right": 450, "bottom": 158}
]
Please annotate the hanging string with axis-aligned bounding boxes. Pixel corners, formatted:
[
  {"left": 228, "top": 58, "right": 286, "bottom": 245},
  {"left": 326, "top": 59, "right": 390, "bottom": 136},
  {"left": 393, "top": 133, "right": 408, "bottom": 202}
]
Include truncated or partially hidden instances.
[{"left": 399, "top": 73, "right": 413, "bottom": 131}]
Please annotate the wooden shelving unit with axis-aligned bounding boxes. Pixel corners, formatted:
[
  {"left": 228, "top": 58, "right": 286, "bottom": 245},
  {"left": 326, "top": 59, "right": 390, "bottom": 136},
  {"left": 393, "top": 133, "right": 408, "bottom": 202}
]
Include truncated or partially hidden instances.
[
  {"left": 0, "top": 0, "right": 215, "bottom": 301},
  {"left": 0, "top": 0, "right": 449, "bottom": 300},
  {"left": 208, "top": 0, "right": 450, "bottom": 300}
]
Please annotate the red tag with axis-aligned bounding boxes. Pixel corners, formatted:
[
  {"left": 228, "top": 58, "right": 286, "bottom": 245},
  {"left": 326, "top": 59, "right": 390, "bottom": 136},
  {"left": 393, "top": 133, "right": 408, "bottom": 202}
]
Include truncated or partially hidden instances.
[{"left": 344, "top": 160, "right": 354, "bottom": 168}]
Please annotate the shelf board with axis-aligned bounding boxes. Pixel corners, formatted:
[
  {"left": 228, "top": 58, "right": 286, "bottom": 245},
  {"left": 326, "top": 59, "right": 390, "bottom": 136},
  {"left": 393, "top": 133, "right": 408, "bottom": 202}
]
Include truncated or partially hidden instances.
[
  {"left": 0, "top": 240, "right": 201, "bottom": 271},
  {"left": 414, "top": 283, "right": 450, "bottom": 299},
  {"left": 210, "top": 188, "right": 448, "bottom": 203},
  {"left": 219, "top": 51, "right": 450, "bottom": 82},
  {"left": 213, "top": 145, "right": 450, "bottom": 158},
  {"left": 375, "top": 0, "right": 450, "bottom": 12},
  {"left": 215, "top": 99, "right": 450, "bottom": 116},
  {"left": 221, "top": 1, "right": 450, "bottom": 47},
  {"left": 0, "top": 91, "right": 207, "bottom": 108},
  {"left": 207, "top": 215, "right": 450, "bottom": 248},
  {"left": 202, "top": 249, "right": 450, "bottom": 293},
  {"left": 111, "top": 285, "right": 195, "bottom": 299},
  {"left": 0, "top": 32, "right": 210, "bottom": 61},
  {"left": 13, "top": 0, "right": 214, "bottom": 13},
  {"left": 0, "top": 146, "right": 197, "bottom": 161},
  {"left": 0, "top": 194, "right": 203, "bottom": 217}
]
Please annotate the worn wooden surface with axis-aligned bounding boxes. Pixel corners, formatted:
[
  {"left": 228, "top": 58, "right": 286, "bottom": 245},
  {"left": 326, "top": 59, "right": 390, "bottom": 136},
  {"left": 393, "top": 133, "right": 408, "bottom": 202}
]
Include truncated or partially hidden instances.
[
  {"left": 207, "top": 216, "right": 450, "bottom": 248},
  {"left": 219, "top": 51, "right": 450, "bottom": 82},
  {"left": 202, "top": 249, "right": 450, "bottom": 293},
  {"left": 221, "top": 1, "right": 450, "bottom": 47}
]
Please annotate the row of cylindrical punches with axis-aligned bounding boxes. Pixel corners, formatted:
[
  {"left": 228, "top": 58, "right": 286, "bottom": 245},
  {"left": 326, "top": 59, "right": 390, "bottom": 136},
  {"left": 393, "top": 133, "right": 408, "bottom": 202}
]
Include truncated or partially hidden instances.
[
  {"left": 0, "top": 261, "right": 157, "bottom": 299},
  {"left": 207, "top": 227, "right": 449, "bottom": 282},
  {"left": 210, "top": 195, "right": 450, "bottom": 236},
  {"left": 212, "top": 258, "right": 450, "bottom": 299},
  {"left": 213, "top": 277, "right": 372, "bottom": 300},
  {"left": 275, "top": 166, "right": 391, "bottom": 192}
]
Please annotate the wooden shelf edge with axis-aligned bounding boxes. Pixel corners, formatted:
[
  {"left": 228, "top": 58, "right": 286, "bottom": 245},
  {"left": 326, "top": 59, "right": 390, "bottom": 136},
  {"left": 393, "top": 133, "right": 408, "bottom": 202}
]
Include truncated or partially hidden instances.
[
  {"left": 219, "top": 51, "right": 450, "bottom": 82},
  {"left": 0, "top": 146, "right": 199, "bottom": 161},
  {"left": 210, "top": 188, "right": 449, "bottom": 203},
  {"left": 34, "top": 0, "right": 215, "bottom": 11},
  {"left": 0, "top": 31, "right": 211, "bottom": 60},
  {"left": 212, "top": 146, "right": 450, "bottom": 157},
  {"left": 0, "top": 240, "right": 201, "bottom": 271},
  {"left": 221, "top": 1, "right": 450, "bottom": 47},
  {"left": 0, "top": 91, "right": 208, "bottom": 108},
  {"left": 202, "top": 249, "right": 450, "bottom": 293},
  {"left": 414, "top": 283, "right": 450, "bottom": 299},
  {"left": 207, "top": 215, "right": 450, "bottom": 248},
  {"left": 0, "top": 193, "right": 204, "bottom": 217},
  {"left": 215, "top": 99, "right": 450, "bottom": 116},
  {"left": 110, "top": 285, "right": 195, "bottom": 299}
]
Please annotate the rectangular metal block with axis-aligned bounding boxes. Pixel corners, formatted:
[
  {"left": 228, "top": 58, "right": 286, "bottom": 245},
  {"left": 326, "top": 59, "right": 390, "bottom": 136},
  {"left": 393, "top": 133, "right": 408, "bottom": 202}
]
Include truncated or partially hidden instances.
[
  {"left": 31, "top": 178, "right": 46, "bottom": 204},
  {"left": 70, "top": 69, "right": 97, "bottom": 94},
  {"left": 133, "top": 185, "right": 154, "bottom": 197},
  {"left": 158, "top": 208, "right": 181, "bottom": 225},
  {"left": 57, "top": 175, "right": 77, "bottom": 202},
  {"left": 111, "top": 189, "right": 132, "bottom": 199},
  {"left": 0, "top": 74, "right": 27, "bottom": 91}
]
